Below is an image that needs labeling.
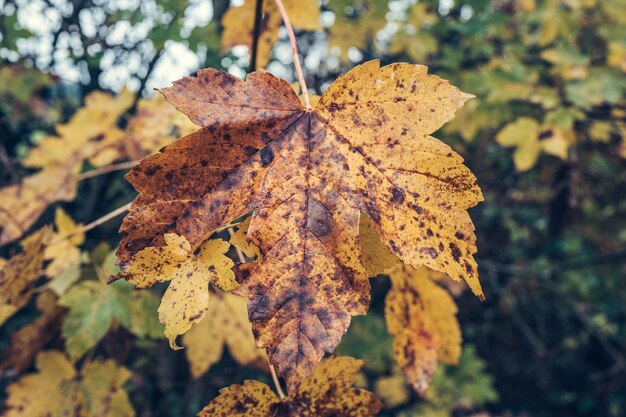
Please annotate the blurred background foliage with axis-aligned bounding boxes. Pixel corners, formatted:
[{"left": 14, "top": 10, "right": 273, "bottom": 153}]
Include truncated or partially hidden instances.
[{"left": 0, "top": 0, "right": 625, "bottom": 416}]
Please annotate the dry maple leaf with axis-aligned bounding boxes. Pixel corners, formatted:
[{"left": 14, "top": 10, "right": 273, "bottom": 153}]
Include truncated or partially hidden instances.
[
  {"left": 118, "top": 234, "right": 236, "bottom": 348},
  {"left": 222, "top": 0, "right": 320, "bottom": 68},
  {"left": 385, "top": 264, "right": 461, "bottom": 395},
  {"left": 198, "top": 356, "right": 382, "bottom": 417},
  {"left": 182, "top": 291, "right": 267, "bottom": 378},
  {"left": 116, "top": 60, "right": 482, "bottom": 391}
]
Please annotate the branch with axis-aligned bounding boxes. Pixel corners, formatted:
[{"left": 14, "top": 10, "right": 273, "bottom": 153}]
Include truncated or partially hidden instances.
[
  {"left": 249, "top": 0, "right": 264, "bottom": 72},
  {"left": 127, "top": 48, "right": 165, "bottom": 118},
  {"left": 49, "top": 202, "right": 131, "bottom": 245},
  {"left": 76, "top": 160, "right": 140, "bottom": 181},
  {"left": 0, "top": 143, "right": 19, "bottom": 184},
  {"left": 274, "top": 0, "right": 310, "bottom": 108}
]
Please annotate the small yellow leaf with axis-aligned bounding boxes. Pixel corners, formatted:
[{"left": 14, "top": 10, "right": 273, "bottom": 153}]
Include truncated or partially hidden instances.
[
  {"left": 228, "top": 217, "right": 261, "bottom": 260},
  {"left": 24, "top": 90, "right": 133, "bottom": 171},
  {"left": 496, "top": 117, "right": 569, "bottom": 172},
  {"left": 183, "top": 292, "right": 266, "bottom": 378},
  {"left": 0, "top": 227, "right": 52, "bottom": 325},
  {"left": 80, "top": 359, "right": 134, "bottom": 417},
  {"left": 589, "top": 121, "right": 613, "bottom": 143},
  {"left": 374, "top": 372, "right": 410, "bottom": 408},
  {"left": 296, "top": 356, "right": 382, "bottom": 415},
  {"left": 385, "top": 264, "right": 461, "bottom": 395},
  {"left": 608, "top": 41, "right": 626, "bottom": 73},
  {"left": 119, "top": 235, "right": 235, "bottom": 349},
  {"left": 199, "top": 380, "right": 278, "bottom": 417},
  {"left": 222, "top": 0, "right": 320, "bottom": 68},
  {"left": 44, "top": 208, "right": 84, "bottom": 294}
]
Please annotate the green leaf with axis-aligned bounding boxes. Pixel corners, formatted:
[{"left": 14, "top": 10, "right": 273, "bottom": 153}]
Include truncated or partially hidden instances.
[{"left": 59, "top": 253, "right": 162, "bottom": 360}]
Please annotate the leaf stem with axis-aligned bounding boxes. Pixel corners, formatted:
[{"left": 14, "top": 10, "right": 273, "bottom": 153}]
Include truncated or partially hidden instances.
[
  {"left": 76, "top": 160, "right": 140, "bottom": 181},
  {"left": 269, "top": 363, "right": 287, "bottom": 399},
  {"left": 215, "top": 221, "right": 242, "bottom": 234},
  {"left": 249, "top": 0, "right": 264, "bottom": 72},
  {"left": 226, "top": 227, "right": 286, "bottom": 399},
  {"left": 274, "top": 0, "right": 310, "bottom": 108}
]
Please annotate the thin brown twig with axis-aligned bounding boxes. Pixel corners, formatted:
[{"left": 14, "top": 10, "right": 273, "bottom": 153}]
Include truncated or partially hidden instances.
[
  {"left": 80, "top": 344, "right": 98, "bottom": 373},
  {"left": 249, "top": 0, "right": 264, "bottom": 72},
  {"left": 76, "top": 160, "right": 140, "bottom": 181},
  {"left": 274, "top": 0, "right": 310, "bottom": 108},
  {"left": 0, "top": 143, "right": 19, "bottom": 184},
  {"left": 49, "top": 202, "right": 131, "bottom": 245}
]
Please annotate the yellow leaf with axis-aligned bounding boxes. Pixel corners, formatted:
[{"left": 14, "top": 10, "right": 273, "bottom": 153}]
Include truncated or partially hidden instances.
[
  {"left": 0, "top": 304, "right": 17, "bottom": 326},
  {"left": 4, "top": 351, "right": 78, "bottom": 417},
  {"left": 182, "top": 292, "right": 266, "bottom": 378},
  {"left": 229, "top": 217, "right": 261, "bottom": 260},
  {"left": 385, "top": 264, "right": 461, "bottom": 395},
  {"left": 24, "top": 90, "right": 133, "bottom": 171},
  {"left": 221, "top": 0, "right": 320, "bottom": 68},
  {"left": 0, "top": 227, "right": 52, "bottom": 325},
  {"left": 374, "top": 372, "right": 410, "bottom": 408},
  {"left": 496, "top": 117, "right": 569, "bottom": 172},
  {"left": 119, "top": 235, "right": 236, "bottom": 349},
  {"left": 589, "top": 121, "right": 613, "bottom": 143},
  {"left": 80, "top": 359, "right": 134, "bottom": 417},
  {"left": 608, "top": 41, "right": 626, "bottom": 73},
  {"left": 0, "top": 89, "right": 133, "bottom": 247},
  {"left": 0, "top": 170, "right": 77, "bottom": 247},
  {"left": 198, "top": 356, "right": 382, "bottom": 416},
  {"left": 516, "top": 0, "right": 536, "bottom": 12},
  {"left": 44, "top": 208, "right": 84, "bottom": 294},
  {"left": 4, "top": 351, "right": 134, "bottom": 417},
  {"left": 328, "top": 1, "right": 388, "bottom": 60}
]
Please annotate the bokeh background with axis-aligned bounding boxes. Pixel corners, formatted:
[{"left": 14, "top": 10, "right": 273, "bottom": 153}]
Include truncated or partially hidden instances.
[{"left": 1, "top": 1, "right": 625, "bottom": 416}]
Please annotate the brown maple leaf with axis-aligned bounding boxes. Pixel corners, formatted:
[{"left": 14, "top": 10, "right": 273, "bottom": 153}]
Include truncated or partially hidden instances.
[{"left": 117, "top": 60, "right": 482, "bottom": 392}]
